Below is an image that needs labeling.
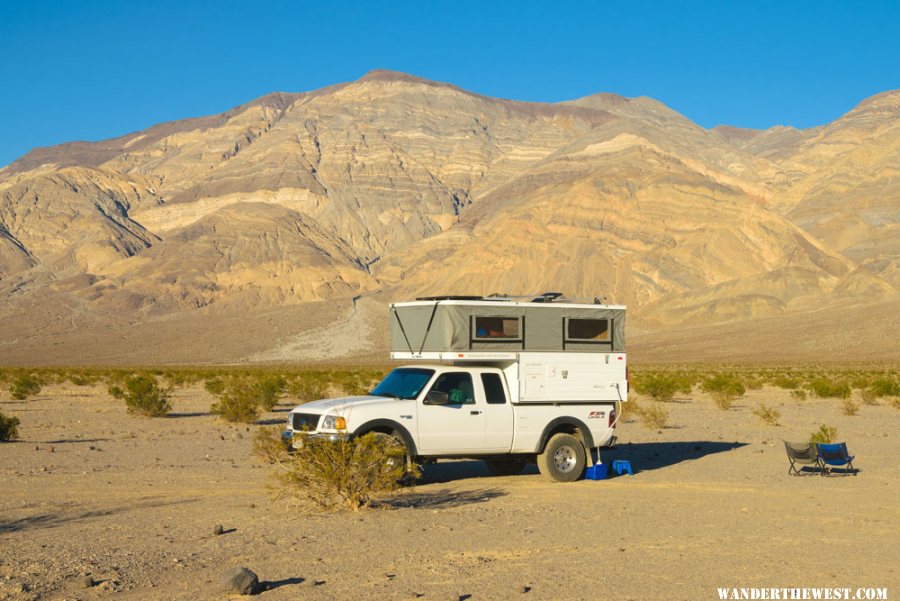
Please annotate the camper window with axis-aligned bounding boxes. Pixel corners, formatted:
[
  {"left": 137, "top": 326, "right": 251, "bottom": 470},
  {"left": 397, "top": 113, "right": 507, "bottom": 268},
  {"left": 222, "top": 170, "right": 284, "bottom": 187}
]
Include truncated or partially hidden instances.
[
  {"left": 472, "top": 316, "right": 522, "bottom": 341},
  {"left": 565, "top": 318, "right": 611, "bottom": 342}
]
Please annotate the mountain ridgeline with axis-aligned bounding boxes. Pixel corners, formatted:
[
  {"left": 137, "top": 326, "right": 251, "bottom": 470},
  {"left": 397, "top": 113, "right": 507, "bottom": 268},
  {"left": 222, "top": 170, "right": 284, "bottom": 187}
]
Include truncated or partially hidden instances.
[{"left": 1, "top": 71, "right": 898, "bottom": 364}]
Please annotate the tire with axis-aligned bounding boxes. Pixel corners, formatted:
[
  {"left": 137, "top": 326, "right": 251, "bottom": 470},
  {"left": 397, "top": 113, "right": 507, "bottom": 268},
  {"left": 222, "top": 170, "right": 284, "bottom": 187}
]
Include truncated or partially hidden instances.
[
  {"left": 484, "top": 458, "right": 526, "bottom": 477},
  {"left": 369, "top": 431, "right": 418, "bottom": 483},
  {"left": 537, "top": 433, "right": 586, "bottom": 482}
]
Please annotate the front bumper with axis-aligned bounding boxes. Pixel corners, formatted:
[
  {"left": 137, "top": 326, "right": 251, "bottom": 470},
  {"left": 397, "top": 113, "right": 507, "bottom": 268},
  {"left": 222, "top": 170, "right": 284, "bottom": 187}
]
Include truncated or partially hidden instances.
[{"left": 282, "top": 429, "right": 350, "bottom": 450}]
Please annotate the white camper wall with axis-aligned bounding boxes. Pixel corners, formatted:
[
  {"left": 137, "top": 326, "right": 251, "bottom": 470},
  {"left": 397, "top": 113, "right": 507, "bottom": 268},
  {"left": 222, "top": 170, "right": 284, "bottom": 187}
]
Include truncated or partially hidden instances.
[{"left": 516, "top": 352, "right": 627, "bottom": 403}]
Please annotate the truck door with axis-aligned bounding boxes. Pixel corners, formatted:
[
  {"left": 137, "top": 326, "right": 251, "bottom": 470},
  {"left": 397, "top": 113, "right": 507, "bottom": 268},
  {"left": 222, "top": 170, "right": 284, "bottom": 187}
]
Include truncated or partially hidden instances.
[
  {"left": 417, "top": 371, "right": 485, "bottom": 454},
  {"left": 479, "top": 372, "right": 514, "bottom": 452}
]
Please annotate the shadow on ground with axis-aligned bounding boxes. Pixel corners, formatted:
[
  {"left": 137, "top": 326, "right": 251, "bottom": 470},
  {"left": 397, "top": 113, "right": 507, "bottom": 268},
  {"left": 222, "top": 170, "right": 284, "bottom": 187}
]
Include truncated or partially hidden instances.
[
  {"left": 0, "top": 498, "right": 195, "bottom": 534},
  {"left": 384, "top": 487, "right": 507, "bottom": 509},
  {"left": 601, "top": 441, "right": 748, "bottom": 474}
]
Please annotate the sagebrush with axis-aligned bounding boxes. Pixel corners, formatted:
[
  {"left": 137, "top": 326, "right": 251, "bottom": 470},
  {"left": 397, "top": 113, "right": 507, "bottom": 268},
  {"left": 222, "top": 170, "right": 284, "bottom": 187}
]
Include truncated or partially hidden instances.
[{"left": 110, "top": 375, "right": 173, "bottom": 417}]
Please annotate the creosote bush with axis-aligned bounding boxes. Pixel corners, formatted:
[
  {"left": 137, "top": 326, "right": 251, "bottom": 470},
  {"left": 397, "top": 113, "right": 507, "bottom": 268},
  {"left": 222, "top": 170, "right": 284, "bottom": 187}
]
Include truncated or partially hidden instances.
[
  {"left": 212, "top": 380, "right": 263, "bottom": 423},
  {"left": 809, "top": 424, "right": 838, "bottom": 445},
  {"left": 254, "top": 427, "right": 416, "bottom": 511},
  {"left": 10, "top": 374, "right": 42, "bottom": 400},
  {"left": 701, "top": 374, "right": 745, "bottom": 410},
  {"left": 752, "top": 402, "right": 780, "bottom": 426},
  {"left": 111, "top": 375, "right": 173, "bottom": 417},
  {"left": 808, "top": 379, "right": 851, "bottom": 399},
  {"left": 0, "top": 411, "right": 20, "bottom": 441}
]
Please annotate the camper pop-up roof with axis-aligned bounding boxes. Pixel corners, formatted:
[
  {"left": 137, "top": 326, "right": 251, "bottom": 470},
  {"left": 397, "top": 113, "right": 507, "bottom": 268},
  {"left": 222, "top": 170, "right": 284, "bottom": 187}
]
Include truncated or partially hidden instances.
[{"left": 390, "top": 293, "right": 625, "bottom": 360}]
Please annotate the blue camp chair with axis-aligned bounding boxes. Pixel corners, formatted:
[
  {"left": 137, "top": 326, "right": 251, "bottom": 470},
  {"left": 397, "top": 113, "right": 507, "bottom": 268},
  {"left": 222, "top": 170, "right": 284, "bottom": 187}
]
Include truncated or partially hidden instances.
[{"left": 816, "top": 442, "right": 857, "bottom": 476}]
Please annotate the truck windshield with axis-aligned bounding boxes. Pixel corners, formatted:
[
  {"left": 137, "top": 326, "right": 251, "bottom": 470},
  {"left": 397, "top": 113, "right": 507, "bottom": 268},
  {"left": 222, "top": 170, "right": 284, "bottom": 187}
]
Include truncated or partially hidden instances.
[{"left": 371, "top": 368, "right": 435, "bottom": 400}]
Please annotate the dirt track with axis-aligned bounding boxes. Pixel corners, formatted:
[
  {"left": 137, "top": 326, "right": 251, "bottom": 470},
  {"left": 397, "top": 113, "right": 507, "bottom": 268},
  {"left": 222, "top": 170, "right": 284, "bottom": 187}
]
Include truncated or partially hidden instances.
[{"left": 1, "top": 383, "right": 898, "bottom": 600}]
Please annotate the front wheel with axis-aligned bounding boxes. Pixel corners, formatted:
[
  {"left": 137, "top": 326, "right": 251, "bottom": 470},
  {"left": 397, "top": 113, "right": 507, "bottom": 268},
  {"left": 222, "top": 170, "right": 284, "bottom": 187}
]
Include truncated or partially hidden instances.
[{"left": 537, "top": 433, "right": 586, "bottom": 482}]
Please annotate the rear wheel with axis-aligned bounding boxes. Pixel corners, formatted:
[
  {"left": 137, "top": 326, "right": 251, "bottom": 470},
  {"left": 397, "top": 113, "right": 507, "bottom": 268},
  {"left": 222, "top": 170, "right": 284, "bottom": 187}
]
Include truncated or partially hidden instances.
[
  {"left": 537, "top": 433, "right": 586, "bottom": 482},
  {"left": 484, "top": 458, "right": 526, "bottom": 476}
]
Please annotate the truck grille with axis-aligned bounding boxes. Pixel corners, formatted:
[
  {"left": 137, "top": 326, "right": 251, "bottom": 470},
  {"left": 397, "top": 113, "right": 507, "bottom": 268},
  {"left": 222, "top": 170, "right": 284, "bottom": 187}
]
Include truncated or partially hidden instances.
[{"left": 291, "top": 413, "right": 320, "bottom": 431}]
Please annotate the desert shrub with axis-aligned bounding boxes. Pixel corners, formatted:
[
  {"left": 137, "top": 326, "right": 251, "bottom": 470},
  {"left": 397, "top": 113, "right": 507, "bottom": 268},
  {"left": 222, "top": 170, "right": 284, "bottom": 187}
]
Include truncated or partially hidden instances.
[
  {"left": 287, "top": 376, "right": 328, "bottom": 404},
  {"left": 255, "top": 376, "right": 287, "bottom": 412},
  {"left": 860, "top": 389, "right": 878, "bottom": 405},
  {"left": 701, "top": 374, "right": 745, "bottom": 410},
  {"left": 771, "top": 374, "right": 800, "bottom": 390},
  {"left": 203, "top": 377, "right": 226, "bottom": 396},
  {"left": 632, "top": 373, "right": 679, "bottom": 402},
  {"left": 808, "top": 379, "right": 851, "bottom": 399},
  {"left": 0, "top": 411, "right": 20, "bottom": 441},
  {"left": 752, "top": 402, "right": 780, "bottom": 426},
  {"left": 743, "top": 377, "right": 764, "bottom": 391},
  {"left": 9, "top": 374, "right": 42, "bottom": 400},
  {"left": 258, "top": 429, "right": 415, "bottom": 511},
  {"left": 632, "top": 402, "right": 668, "bottom": 430},
  {"left": 869, "top": 378, "right": 900, "bottom": 398},
  {"left": 840, "top": 398, "right": 860, "bottom": 416},
  {"left": 119, "top": 375, "right": 173, "bottom": 417},
  {"left": 790, "top": 388, "right": 808, "bottom": 401},
  {"left": 211, "top": 380, "right": 261, "bottom": 423},
  {"left": 809, "top": 424, "right": 838, "bottom": 444}
]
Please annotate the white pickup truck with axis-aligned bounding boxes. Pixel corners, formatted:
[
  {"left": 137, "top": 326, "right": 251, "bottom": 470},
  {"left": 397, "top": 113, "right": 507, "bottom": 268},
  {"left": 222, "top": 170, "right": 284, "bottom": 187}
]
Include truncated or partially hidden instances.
[{"left": 284, "top": 295, "right": 628, "bottom": 482}]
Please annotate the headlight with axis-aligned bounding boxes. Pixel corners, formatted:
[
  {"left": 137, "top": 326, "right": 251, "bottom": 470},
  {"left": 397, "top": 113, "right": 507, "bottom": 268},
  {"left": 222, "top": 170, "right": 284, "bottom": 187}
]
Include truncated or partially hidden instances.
[{"left": 320, "top": 415, "right": 347, "bottom": 431}]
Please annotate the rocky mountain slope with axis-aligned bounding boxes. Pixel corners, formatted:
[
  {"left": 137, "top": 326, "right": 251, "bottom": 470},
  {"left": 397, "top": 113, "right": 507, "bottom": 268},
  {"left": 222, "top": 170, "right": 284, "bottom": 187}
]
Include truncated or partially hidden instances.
[{"left": 1, "top": 71, "right": 897, "bottom": 364}]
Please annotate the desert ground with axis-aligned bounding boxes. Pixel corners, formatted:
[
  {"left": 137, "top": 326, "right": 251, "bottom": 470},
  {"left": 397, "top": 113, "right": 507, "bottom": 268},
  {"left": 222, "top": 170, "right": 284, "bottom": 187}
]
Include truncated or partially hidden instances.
[{"left": 1, "top": 380, "right": 898, "bottom": 601}]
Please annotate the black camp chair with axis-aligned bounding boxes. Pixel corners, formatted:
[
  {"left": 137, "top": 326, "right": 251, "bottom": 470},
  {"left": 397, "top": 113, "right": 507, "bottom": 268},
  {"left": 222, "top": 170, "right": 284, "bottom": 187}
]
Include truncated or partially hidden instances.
[{"left": 784, "top": 441, "right": 822, "bottom": 476}]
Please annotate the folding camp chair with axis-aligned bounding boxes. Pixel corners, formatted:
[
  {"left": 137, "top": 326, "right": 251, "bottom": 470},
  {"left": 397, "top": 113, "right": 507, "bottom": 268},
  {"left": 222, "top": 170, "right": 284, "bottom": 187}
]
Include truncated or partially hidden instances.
[
  {"left": 816, "top": 442, "right": 857, "bottom": 476},
  {"left": 784, "top": 441, "right": 821, "bottom": 476}
]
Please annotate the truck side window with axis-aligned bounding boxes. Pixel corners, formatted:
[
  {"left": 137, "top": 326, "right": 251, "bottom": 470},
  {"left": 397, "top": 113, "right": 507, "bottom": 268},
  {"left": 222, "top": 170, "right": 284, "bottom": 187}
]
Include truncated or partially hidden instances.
[
  {"left": 429, "top": 372, "right": 475, "bottom": 404},
  {"left": 481, "top": 373, "right": 507, "bottom": 405}
]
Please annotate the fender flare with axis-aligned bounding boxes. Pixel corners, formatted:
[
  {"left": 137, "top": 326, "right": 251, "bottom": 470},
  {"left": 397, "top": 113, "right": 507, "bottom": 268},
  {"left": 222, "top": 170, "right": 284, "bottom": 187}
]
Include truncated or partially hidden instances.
[
  {"left": 354, "top": 419, "right": 419, "bottom": 457},
  {"left": 535, "top": 416, "right": 595, "bottom": 453}
]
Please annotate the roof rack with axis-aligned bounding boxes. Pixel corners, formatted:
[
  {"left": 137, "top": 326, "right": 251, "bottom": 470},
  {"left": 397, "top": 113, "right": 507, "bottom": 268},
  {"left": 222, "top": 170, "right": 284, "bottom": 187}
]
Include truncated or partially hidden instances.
[{"left": 414, "top": 292, "right": 608, "bottom": 304}]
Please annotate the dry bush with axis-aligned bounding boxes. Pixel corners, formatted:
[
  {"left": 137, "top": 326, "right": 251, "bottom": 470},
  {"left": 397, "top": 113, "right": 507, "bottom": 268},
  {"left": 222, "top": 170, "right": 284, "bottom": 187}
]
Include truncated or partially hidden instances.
[
  {"left": 808, "top": 379, "right": 851, "bottom": 399},
  {"left": 631, "top": 401, "right": 668, "bottom": 430},
  {"left": 112, "top": 375, "right": 173, "bottom": 417},
  {"left": 860, "top": 389, "right": 879, "bottom": 406},
  {"left": 9, "top": 373, "right": 42, "bottom": 400},
  {"left": 211, "top": 380, "right": 262, "bottom": 423},
  {"left": 255, "top": 428, "right": 415, "bottom": 511},
  {"left": 771, "top": 374, "right": 800, "bottom": 390},
  {"left": 632, "top": 373, "right": 680, "bottom": 402},
  {"left": 702, "top": 374, "right": 745, "bottom": 410},
  {"left": 0, "top": 411, "right": 20, "bottom": 441},
  {"left": 809, "top": 424, "right": 838, "bottom": 444},
  {"left": 790, "top": 388, "right": 808, "bottom": 401},
  {"left": 204, "top": 377, "right": 226, "bottom": 396},
  {"left": 840, "top": 398, "right": 860, "bottom": 416},
  {"left": 286, "top": 376, "right": 328, "bottom": 404},
  {"left": 752, "top": 402, "right": 781, "bottom": 426}
]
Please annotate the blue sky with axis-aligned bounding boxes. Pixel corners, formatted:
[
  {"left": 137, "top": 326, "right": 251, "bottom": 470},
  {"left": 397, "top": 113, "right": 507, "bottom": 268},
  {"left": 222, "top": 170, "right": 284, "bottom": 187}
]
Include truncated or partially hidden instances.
[{"left": 1, "top": 0, "right": 898, "bottom": 167}]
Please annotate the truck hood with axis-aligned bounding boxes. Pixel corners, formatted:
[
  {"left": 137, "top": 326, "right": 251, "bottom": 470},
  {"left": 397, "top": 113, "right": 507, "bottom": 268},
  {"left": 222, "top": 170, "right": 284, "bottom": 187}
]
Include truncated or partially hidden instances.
[{"left": 289, "top": 395, "right": 402, "bottom": 414}]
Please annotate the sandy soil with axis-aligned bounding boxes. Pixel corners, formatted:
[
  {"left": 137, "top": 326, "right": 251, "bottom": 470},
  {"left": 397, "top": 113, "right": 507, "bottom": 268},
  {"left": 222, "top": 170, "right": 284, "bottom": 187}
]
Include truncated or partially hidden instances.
[{"left": 1, "top": 383, "right": 898, "bottom": 600}]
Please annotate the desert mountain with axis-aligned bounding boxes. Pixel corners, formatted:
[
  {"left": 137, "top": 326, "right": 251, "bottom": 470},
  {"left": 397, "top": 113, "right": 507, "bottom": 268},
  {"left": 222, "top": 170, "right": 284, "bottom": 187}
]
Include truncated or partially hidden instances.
[{"left": 0, "top": 70, "right": 897, "bottom": 364}]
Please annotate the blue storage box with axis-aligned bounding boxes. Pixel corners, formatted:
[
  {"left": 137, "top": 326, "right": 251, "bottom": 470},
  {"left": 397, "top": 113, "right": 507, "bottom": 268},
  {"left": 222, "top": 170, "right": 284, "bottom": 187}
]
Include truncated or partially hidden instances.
[{"left": 585, "top": 463, "right": 608, "bottom": 480}]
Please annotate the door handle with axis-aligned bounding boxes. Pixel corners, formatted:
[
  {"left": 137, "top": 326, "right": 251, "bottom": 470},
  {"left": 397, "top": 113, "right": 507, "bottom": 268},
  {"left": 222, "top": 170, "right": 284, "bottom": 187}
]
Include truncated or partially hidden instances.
[{"left": 470, "top": 410, "right": 482, "bottom": 415}]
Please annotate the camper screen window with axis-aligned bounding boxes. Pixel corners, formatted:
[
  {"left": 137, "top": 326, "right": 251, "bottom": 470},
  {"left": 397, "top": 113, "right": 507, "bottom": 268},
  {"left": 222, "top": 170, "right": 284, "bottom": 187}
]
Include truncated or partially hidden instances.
[
  {"left": 473, "top": 316, "right": 521, "bottom": 340},
  {"left": 565, "top": 318, "right": 611, "bottom": 342}
]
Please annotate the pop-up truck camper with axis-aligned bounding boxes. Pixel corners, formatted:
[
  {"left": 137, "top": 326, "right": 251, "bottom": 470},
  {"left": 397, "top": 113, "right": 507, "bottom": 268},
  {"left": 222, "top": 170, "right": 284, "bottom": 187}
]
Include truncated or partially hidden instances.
[{"left": 286, "top": 293, "right": 628, "bottom": 482}]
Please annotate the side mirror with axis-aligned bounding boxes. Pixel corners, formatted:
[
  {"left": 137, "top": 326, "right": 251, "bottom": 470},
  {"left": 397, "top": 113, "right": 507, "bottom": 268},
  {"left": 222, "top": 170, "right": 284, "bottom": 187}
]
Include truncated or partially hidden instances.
[{"left": 423, "top": 390, "right": 450, "bottom": 405}]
